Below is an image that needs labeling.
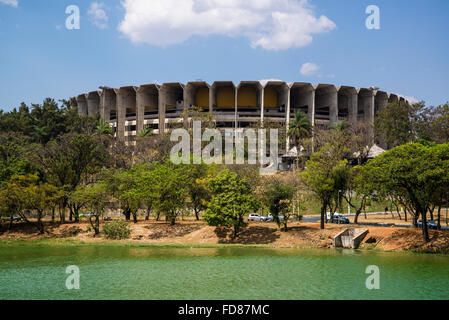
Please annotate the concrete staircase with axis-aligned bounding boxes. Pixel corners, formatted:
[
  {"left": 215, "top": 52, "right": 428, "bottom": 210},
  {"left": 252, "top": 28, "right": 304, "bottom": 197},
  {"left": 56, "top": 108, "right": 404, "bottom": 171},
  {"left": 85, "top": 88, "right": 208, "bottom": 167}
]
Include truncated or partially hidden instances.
[{"left": 333, "top": 228, "right": 369, "bottom": 249}]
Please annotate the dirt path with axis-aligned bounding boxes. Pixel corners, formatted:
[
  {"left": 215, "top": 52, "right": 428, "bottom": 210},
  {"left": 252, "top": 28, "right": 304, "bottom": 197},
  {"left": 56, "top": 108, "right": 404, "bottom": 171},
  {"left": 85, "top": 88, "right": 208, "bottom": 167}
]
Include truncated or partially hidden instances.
[{"left": 1, "top": 220, "right": 448, "bottom": 254}]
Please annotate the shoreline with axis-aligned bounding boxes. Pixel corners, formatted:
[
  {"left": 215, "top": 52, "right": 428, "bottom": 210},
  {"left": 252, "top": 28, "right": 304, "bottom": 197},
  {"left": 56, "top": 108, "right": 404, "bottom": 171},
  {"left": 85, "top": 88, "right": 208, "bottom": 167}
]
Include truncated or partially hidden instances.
[{"left": 1, "top": 220, "right": 449, "bottom": 255}]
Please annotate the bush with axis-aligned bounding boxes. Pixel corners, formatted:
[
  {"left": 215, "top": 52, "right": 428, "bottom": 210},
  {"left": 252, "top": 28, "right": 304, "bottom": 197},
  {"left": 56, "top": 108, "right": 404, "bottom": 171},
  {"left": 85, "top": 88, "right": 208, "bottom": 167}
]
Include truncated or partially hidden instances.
[{"left": 102, "top": 220, "right": 131, "bottom": 240}]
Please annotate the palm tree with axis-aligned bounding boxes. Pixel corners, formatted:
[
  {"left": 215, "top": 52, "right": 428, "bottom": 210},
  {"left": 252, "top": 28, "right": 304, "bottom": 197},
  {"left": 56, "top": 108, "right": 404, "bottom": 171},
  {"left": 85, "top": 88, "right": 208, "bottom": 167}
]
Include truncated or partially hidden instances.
[
  {"left": 332, "top": 120, "right": 350, "bottom": 131},
  {"left": 288, "top": 110, "right": 312, "bottom": 149},
  {"left": 137, "top": 126, "right": 154, "bottom": 139},
  {"left": 95, "top": 119, "right": 114, "bottom": 136}
]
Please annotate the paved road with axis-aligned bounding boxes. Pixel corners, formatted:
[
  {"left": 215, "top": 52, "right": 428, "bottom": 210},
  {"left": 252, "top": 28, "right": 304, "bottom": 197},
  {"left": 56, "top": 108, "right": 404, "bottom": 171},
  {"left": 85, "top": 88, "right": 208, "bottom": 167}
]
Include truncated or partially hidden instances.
[{"left": 301, "top": 213, "right": 449, "bottom": 231}]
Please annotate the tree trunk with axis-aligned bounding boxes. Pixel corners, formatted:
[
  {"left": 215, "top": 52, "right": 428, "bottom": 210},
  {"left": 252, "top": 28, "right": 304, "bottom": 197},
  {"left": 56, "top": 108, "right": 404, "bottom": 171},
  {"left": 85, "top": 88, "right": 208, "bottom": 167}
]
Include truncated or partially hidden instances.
[
  {"left": 59, "top": 204, "right": 66, "bottom": 223},
  {"left": 320, "top": 204, "right": 326, "bottom": 230},
  {"left": 404, "top": 208, "right": 408, "bottom": 222},
  {"left": 74, "top": 206, "right": 80, "bottom": 223},
  {"left": 133, "top": 212, "right": 138, "bottom": 224},
  {"left": 421, "top": 210, "right": 430, "bottom": 242},
  {"left": 437, "top": 204, "right": 442, "bottom": 231},
  {"left": 89, "top": 215, "right": 100, "bottom": 236},
  {"left": 145, "top": 208, "right": 150, "bottom": 221},
  {"left": 413, "top": 213, "right": 418, "bottom": 227},
  {"left": 36, "top": 211, "right": 45, "bottom": 234},
  {"left": 354, "top": 208, "right": 362, "bottom": 224},
  {"left": 8, "top": 214, "right": 14, "bottom": 230},
  {"left": 395, "top": 204, "right": 402, "bottom": 220},
  {"left": 195, "top": 209, "right": 200, "bottom": 221},
  {"left": 156, "top": 212, "right": 161, "bottom": 221},
  {"left": 233, "top": 226, "right": 239, "bottom": 238},
  {"left": 429, "top": 205, "right": 435, "bottom": 221},
  {"left": 123, "top": 209, "right": 131, "bottom": 221}
]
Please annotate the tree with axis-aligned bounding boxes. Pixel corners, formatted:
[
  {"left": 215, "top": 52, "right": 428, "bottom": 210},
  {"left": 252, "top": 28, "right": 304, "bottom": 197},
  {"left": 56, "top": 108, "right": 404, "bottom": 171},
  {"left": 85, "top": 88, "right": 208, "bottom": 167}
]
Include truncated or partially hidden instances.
[
  {"left": 261, "top": 176, "right": 297, "bottom": 231},
  {"left": 186, "top": 163, "right": 211, "bottom": 221},
  {"left": 0, "top": 133, "right": 39, "bottom": 185},
  {"left": 0, "top": 174, "right": 61, "bottom": 234},
  {"left": 203, "top": 170, "right": 258, "bottom": 237},
  {"left": 105, "top": 168, "right": 141, "bottom": 223},
  {"left": 288, "top": 110, "right": 312, "bottom": 149},
  {"left": 151, "top": 163, "right": 190, "bottom": 225},
  {"left": 37, "top": 133, "right": 109, "bottom": 222},
  {"left": 341, "top": 166, "right": 376, "bottom": 224},
  {"left": 375, "top": 101, "right": 412, "bottom": 149},
  {"left": 302, "top": 144, "right": 348, "bottom": 229},
  {"left": 95, "top": 118, "right": 114, "bottom": 136},
  {"left": 360, "top": 143, "right": 449, "bottom": 242},
  {"left": 430, "top": 103, "right": 449, "bottom": 144},
  {"left": 70, "top": 183, "right": 109, "bottom": 235},
  {"left": 137, "top": 126, "right": 154, "bottom": 139}
]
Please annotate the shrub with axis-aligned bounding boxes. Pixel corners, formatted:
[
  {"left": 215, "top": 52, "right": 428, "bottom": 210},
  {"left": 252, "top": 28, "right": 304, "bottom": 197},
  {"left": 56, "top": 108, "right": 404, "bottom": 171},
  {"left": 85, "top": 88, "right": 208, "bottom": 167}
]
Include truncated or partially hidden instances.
[{"left": 102, "top": 220, "right": 131, "bottom": 240}]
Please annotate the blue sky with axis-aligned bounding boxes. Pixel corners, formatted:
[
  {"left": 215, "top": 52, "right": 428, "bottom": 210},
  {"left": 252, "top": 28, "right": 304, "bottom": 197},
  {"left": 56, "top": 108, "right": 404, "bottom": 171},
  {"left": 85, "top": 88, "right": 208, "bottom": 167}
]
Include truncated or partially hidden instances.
[{"left": 0, "top": 0, "right": 448, "bottom": 111}]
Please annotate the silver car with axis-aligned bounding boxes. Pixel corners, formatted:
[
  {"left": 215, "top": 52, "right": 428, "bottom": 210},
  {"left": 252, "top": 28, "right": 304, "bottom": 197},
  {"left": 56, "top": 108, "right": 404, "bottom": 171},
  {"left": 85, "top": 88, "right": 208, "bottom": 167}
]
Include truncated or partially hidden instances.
[{"left": 248, "top": 213, "right": 267, "bottom": 222}]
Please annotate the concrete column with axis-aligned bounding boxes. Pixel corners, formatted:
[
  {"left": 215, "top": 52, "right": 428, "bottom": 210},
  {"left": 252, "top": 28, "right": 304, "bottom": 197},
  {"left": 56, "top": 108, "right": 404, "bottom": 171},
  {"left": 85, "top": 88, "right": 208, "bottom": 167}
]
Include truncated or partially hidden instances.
[
  {"left": 100, "top": 92, "right": 106, "bottom": 120},
  {"left": 87, "top": 92, "right": 100, "bottom": 116},
  {"left": 101, "top": 88, "right": 116, "bottom": 124},
  {"left": 76, "top": 94, "right": 88, "bottom": 116},
  {"left": 159, "top": 89, "right": 166, "bottom": 135},
  {"left": 136, "top": 91, "right": 145, "bottom": 134},
  {"left": 366, "top": 93, "right": 375, "bottom": 125},
  {"left": 285, "top": 87, "right": 291, "bottom": 151},
  {"left": 307, "top": 89, "right": 315, "bottom": 127},
  {"left": 234, "top": 90, "right": 238, "bottom": 129},
  {"left": 260, "top": 88, "right": 265, "bottom": 126},
  {"left": 209, "top": 87, "right": 214, "bottom": 119},
  {"left": 329, "top": 90, "right": 338, "bottom": 126},
  {"left": 116, "top": 92, "right": 126, "bottom": 141},
  {"left": 349, "top": 93, "right": 358, "bottom": 125}
]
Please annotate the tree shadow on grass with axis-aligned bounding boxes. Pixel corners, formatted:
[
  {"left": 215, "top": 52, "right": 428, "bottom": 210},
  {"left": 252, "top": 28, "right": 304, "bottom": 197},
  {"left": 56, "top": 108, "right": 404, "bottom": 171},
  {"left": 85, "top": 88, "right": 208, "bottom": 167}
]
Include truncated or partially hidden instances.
[{"left": 215, "top": 226, "right": 280, "bottom": 244}]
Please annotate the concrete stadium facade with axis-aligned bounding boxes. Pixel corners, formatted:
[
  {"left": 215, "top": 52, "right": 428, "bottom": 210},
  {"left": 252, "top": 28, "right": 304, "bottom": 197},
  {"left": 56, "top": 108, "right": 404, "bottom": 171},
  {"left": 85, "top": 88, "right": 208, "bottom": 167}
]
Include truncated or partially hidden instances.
[{"left": 75, "top": 81, "right": 408, "bottom": 149}]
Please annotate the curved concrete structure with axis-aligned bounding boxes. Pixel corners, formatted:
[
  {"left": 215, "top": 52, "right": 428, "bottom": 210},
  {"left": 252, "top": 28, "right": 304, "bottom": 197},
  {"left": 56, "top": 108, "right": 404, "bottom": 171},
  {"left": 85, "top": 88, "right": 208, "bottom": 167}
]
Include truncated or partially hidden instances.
[{"left": 75, "top": 81, "right": 409, "bottom": 143}]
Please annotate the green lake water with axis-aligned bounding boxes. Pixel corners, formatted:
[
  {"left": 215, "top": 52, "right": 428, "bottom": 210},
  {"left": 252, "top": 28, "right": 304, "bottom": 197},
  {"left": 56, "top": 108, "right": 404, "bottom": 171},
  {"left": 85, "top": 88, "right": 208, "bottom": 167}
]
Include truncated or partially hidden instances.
[{"left": 0, "top": 245, "right": 448, "bottom": 300}]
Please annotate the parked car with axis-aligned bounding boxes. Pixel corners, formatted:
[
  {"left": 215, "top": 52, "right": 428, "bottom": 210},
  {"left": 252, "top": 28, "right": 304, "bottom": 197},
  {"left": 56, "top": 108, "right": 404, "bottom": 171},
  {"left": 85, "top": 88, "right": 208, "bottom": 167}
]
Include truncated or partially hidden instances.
[
  {"left": 0, "top": 216, "right": 21, "bottom": 222},
  {"left": 417, "top": 220, "right": 438, "bottom": 230},
  {"left": 248, "top": 213, "right": 267, "bottom": 222},
  {"left": 327, "top": 214, "right": 350, "bottom": 224},
  {"left": 267, "top": 214, "right": 286, "bottom": 222}
]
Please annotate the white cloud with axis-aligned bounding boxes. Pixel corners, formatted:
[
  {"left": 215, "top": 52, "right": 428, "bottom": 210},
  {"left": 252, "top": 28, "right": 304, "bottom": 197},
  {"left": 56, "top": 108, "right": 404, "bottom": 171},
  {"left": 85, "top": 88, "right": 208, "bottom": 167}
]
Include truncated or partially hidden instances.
[
  {"left": 118, "top": 0, "right": 336, "bottom": 50},
  {"left": 259, "top": 78, "right": 282, "bottom": 86},
  {"left": 300, "top": 62, "right": 319, "bottom": 76},
  {"left": 88, "top": 2, "right": 108, "bottom": 29},
  {"left": 399, "top": 94, "right": 420, "bottom": 104},
  {"left": 0, "top": 0, "right": 18, "bottom": 7}
]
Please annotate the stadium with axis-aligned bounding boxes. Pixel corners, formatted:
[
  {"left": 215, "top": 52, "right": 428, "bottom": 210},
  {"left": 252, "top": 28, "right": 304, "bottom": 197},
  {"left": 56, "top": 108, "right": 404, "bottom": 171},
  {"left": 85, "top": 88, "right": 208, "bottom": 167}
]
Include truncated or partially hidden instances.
[{"left": 75, "top": 81, "right": 409, "bottom": 149}]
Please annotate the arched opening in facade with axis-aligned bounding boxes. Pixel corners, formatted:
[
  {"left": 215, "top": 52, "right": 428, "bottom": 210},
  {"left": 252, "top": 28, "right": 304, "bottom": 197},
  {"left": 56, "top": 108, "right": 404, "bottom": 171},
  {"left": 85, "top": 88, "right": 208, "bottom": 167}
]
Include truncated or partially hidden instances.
[
  {"left": 137, "top": 84, "right": 160, "bottom": 134},
  {"left": 185, "top": 82, "right": 210, "bottom": 113},
  {"left": 357, "top": 88, "right": 374, "bottom": 122},
  {"left": 375, "top": 91, "right": 389, "bottom": 116},
  {"left": 289, "top": 82, "right": 314, "bottom": 124},
  {"left": 101, "top": 88, "right": 117, "bottom": 137},
  {"left": 211, "top": 81, "right": 236, "bottom": 129},
  {"left": 337, "top": 86, "right": 357, "bottom": 125},
  {"left": 264, "top": 81, "right": 289, "bottom": 122},
  {"left": 388, "top": 93, "right": 399, "bottom": 104},
  {"left": 315, "top": 84, "right": 337, "bottom": 129},
  {"left": 237, "top": 81, "right": 262, "bottom": 128},
  {"left": 118, "top": 86, "right": 137, "bottom": 142}
]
